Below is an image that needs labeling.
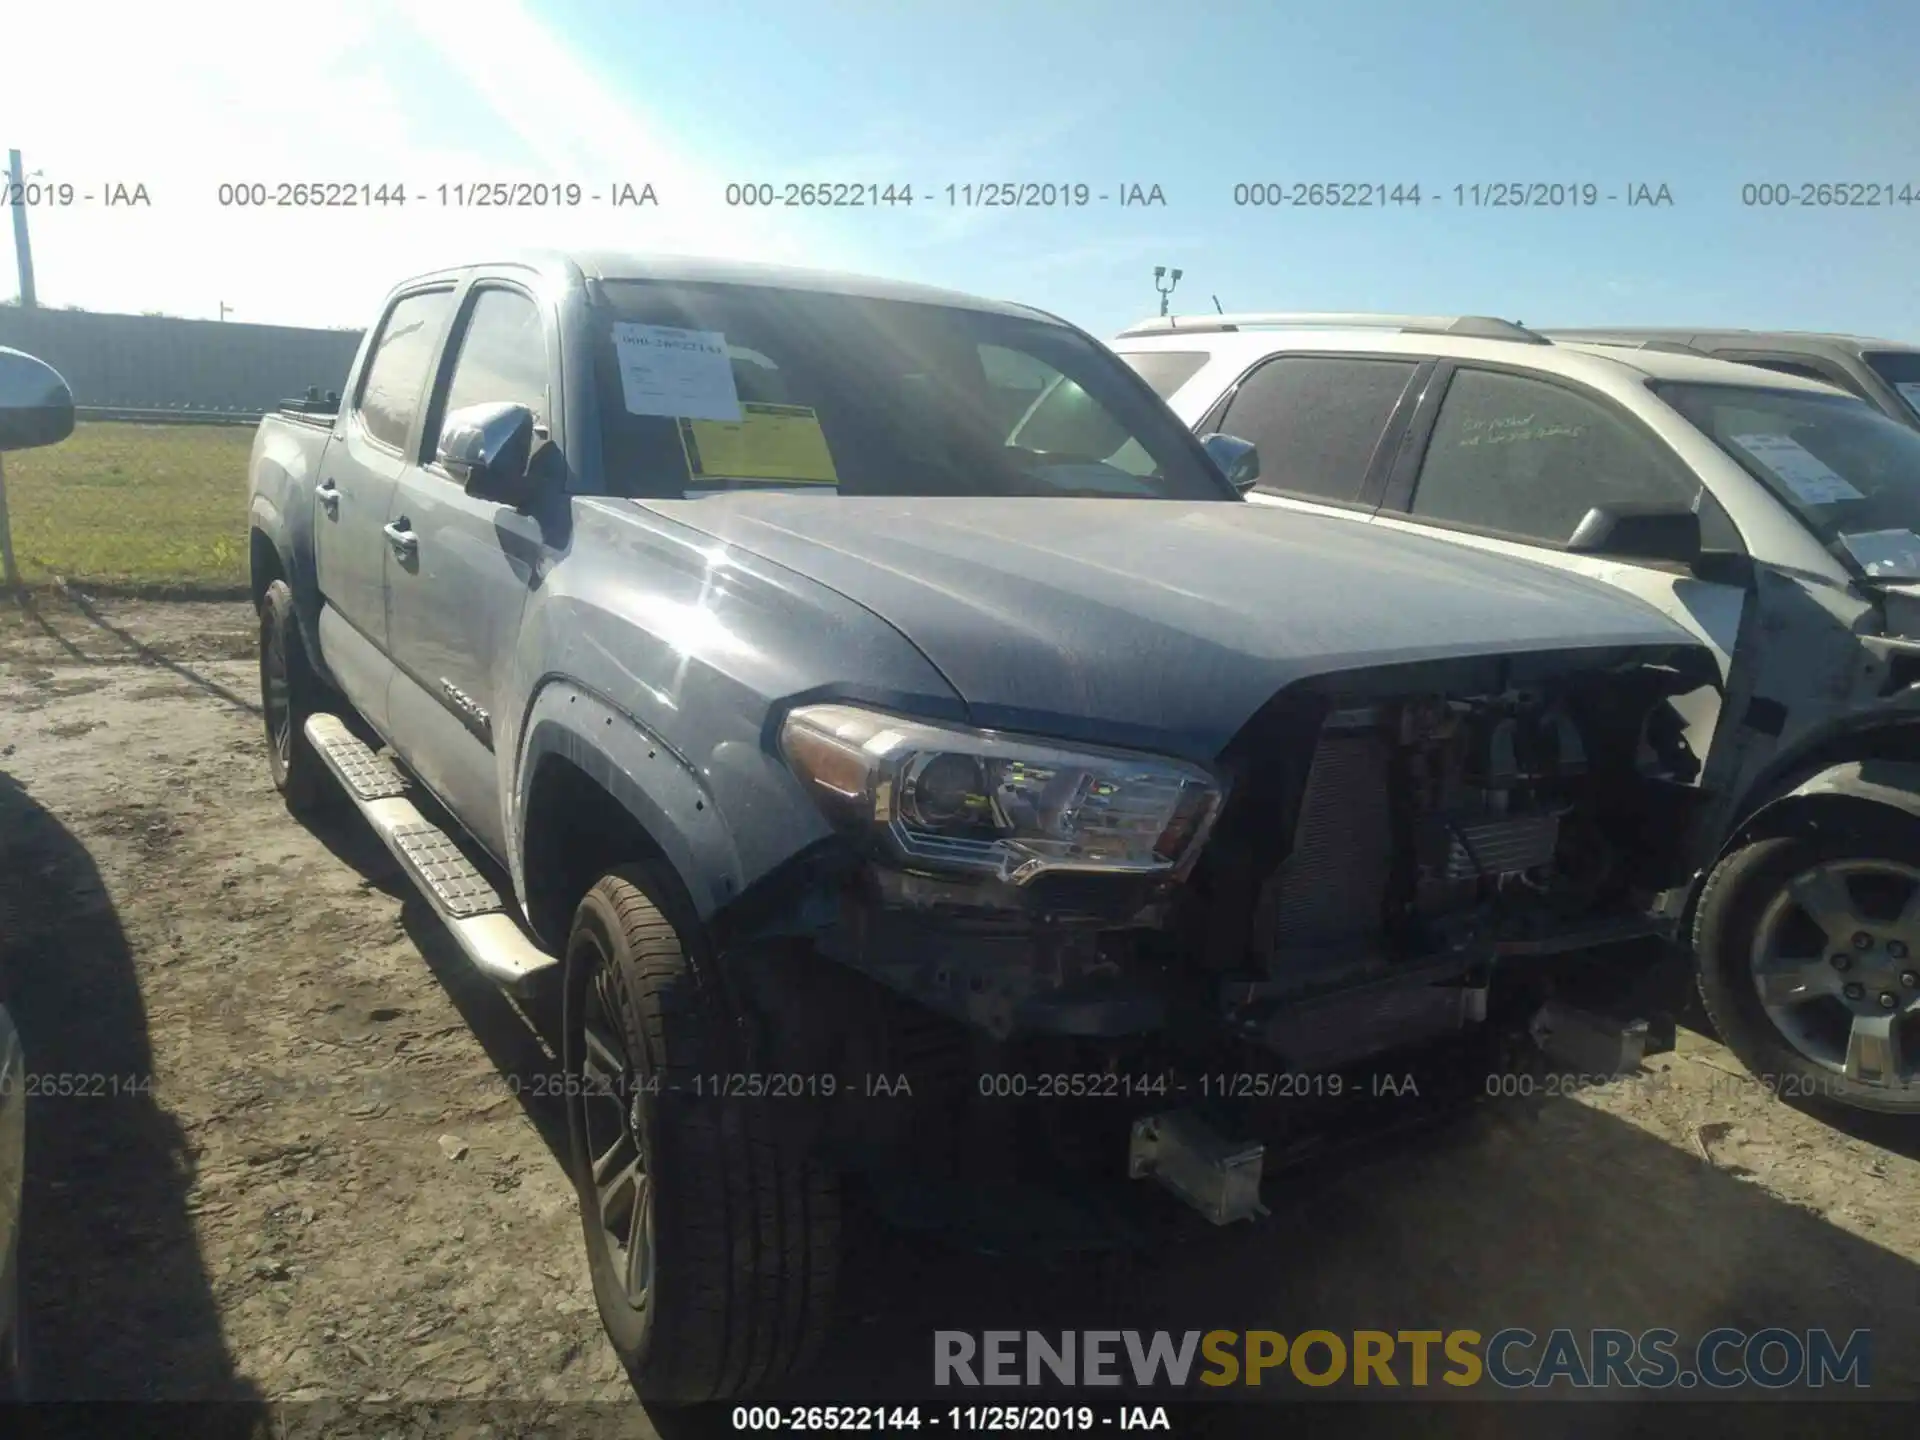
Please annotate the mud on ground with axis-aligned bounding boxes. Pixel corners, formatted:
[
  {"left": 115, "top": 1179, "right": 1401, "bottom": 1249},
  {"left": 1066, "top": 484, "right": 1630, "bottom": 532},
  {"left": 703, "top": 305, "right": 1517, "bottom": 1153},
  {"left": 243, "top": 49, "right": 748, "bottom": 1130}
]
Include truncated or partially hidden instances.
[{"left": 1, "top": 593, "right": 1917, "bottom": 1435}]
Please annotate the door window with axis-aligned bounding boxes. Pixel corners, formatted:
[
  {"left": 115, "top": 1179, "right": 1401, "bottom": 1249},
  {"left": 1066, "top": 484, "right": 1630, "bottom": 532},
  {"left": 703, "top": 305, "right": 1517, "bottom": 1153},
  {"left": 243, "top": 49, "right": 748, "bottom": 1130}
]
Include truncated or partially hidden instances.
[
  {"left": 1217, "top": 356, "right": 1418, "bottom": 503},
  {"left": 1411, "top": 368, "right": 1696, "bottom": 544},
  {"left": 354, "top": 289, "right": 455, "bottom": 451},
  {"left": 430, "top": 288, "right": 549, "bottom": 455}
]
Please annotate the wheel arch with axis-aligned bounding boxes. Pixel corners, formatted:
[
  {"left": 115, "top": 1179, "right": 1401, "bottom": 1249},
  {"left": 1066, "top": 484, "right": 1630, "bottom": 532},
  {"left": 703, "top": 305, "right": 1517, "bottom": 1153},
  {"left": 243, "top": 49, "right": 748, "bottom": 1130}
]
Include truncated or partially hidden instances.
[{"left": 512, "top": 682, "right": 748, "bottom": 951}]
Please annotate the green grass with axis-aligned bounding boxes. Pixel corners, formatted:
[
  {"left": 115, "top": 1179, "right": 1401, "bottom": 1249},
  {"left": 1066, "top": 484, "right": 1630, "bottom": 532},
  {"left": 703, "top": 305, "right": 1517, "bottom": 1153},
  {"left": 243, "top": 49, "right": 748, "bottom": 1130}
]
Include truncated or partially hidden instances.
[{"left": 2, "top": 422, "right": 254, "bottom": 592}]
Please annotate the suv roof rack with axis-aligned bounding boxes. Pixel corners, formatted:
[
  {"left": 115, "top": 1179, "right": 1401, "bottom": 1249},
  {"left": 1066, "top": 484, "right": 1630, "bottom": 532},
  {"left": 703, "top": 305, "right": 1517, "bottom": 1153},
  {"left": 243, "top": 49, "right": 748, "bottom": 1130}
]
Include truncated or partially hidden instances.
[
  {"left": 1115, "top": 311, "right": 1551, "bottom": 344},
  {"left": 1540, "top": 330, "right": 1709, "bottom": 356}
]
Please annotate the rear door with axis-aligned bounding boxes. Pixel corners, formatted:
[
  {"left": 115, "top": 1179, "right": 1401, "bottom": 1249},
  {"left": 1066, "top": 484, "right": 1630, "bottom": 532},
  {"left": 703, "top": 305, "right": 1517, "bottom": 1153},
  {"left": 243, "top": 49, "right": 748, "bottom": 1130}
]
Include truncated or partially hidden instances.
[
  {"left": 382, "top": 279, "right": 557, "bottom": 860},
  {"left": 1200, "top": 353, "right": 1428, "bottom": 523},
  {"left": 313, "top": 284, "right": 457, "bottom": 727},
  {"left": 1372, "top": 362, "right": 1749, "bottom": 757}
]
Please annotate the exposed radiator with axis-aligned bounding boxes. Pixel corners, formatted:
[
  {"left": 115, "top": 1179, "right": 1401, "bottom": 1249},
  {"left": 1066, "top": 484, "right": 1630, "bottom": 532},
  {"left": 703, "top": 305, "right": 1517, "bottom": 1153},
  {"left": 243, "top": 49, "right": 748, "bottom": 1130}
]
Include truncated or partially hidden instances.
[{"left": 1254, "top": 732, "right": 1395, "bottom": 956}]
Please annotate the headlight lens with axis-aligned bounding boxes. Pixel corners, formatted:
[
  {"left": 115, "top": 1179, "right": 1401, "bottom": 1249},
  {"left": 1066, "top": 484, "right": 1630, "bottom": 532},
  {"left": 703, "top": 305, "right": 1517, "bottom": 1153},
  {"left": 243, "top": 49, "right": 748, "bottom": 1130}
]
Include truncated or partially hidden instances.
[{"left": 780, "top": 703, "right": 1223, "bottom": 884}]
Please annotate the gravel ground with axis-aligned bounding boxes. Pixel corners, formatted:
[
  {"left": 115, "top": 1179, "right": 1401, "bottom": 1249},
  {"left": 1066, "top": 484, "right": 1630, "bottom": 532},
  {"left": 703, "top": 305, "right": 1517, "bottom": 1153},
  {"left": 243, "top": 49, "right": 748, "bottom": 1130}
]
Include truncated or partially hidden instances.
[{"left": 1, "top": 593, "right": 1916, "bottom": 1437}]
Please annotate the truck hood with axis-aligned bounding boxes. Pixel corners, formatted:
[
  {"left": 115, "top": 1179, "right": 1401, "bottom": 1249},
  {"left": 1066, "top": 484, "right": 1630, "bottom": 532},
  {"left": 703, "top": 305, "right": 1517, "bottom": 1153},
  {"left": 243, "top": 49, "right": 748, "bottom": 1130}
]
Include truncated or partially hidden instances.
[{"left": 637, "top": 494, "right": 1703, "bottom": 760}]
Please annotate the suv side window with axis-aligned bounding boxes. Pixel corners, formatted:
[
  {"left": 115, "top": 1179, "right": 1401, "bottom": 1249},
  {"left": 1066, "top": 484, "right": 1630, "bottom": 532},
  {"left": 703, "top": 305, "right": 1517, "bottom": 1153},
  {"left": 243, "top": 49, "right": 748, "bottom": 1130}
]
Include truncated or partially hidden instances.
[
  {"left": 1217, "top": 356, "right": 1417, "bottom": 504},
  {"left": 355, "top": 288, "right": 456, "bottom": 452},
  {"left": 1410, "top": 367, "right": 1697, "bottom": 545},
  {"left": 428, "top": 287, "right": 549, "bottom": 458}
]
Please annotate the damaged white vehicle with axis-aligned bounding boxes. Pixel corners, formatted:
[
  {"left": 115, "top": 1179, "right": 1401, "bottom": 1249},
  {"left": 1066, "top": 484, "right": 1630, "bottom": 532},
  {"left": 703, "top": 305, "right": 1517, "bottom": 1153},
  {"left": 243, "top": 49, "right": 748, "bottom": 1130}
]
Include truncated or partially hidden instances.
[{"left": 1116, "top": 312, "right": 1920, "bottom": 1116}]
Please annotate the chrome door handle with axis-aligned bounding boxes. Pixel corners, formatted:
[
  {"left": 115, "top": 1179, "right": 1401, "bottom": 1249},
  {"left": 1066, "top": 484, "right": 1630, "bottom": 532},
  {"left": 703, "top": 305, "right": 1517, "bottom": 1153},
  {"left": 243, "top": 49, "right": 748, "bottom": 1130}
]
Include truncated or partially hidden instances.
[
  {"left": 316, "top": 479, "right": 340, "bottom": 517},
  {"left": 383, "top": 520, "right": 418, "bottom": 558}
]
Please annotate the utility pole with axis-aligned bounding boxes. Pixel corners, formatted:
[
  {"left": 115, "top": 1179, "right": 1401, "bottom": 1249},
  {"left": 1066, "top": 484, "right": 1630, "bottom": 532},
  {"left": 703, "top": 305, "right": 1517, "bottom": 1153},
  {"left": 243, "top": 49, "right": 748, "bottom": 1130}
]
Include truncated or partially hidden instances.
[
  {"left": 1154, "top": 265, "right": 1182, "bottom": 317},
  {"left": 8, "top": 150, "right": 36, "bottom": 309}
]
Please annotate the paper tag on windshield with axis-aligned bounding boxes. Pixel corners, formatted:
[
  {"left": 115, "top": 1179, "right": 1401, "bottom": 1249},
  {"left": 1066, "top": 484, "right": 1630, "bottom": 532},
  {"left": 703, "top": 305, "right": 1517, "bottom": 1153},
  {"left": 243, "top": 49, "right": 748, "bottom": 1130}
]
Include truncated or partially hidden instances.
[
  {"left": 679, "top": 403, "right": 840, "bottom": 493},
  {"left": 1730, "top": 432, "right": 1864, "bottom": 504},
  {"left": 611, "top": 323, "right": 742, "bottom": 422}
]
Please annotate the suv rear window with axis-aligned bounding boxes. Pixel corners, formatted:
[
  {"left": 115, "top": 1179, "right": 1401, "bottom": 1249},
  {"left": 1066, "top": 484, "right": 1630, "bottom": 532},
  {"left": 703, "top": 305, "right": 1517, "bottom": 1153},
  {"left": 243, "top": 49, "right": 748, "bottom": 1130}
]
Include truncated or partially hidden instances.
[{"left": 1115, "top": 350, "right": 1209, "bottom": 401}]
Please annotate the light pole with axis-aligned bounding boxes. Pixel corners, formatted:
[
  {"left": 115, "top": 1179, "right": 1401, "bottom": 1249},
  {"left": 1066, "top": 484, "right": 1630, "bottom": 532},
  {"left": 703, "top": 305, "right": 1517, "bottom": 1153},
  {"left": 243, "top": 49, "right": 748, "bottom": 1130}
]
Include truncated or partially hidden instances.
[
  {"left": 8, "top": 150, "right": 38, "bottom": 310},
  {"left": 1154, "top": 265, "right": 1182, "bottom": 317},
  {"left": 219, "top": 301, "right": 233, "bottom": 322}
]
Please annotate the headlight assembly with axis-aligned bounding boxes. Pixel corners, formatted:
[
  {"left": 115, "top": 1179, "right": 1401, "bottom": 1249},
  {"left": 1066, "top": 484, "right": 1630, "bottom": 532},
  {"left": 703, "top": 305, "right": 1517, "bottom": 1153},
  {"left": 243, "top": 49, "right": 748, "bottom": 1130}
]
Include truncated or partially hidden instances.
[{"left": 779, "top": 703, "right": 1224, "bottom": 885}]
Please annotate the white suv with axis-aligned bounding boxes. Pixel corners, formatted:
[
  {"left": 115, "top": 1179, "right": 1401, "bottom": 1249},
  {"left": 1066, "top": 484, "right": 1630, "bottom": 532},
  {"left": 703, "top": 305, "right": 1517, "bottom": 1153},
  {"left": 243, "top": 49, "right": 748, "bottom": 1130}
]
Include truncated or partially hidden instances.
[{"left": 1115, "top": 311, "right": 1920, "bottom": 1118}]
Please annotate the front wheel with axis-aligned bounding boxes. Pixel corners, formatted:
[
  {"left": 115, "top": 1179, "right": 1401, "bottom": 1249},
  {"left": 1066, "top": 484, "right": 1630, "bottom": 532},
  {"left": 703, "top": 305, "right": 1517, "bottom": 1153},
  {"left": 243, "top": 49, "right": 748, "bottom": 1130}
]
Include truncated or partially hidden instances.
[
  {"left": 1694, "top": 821, "right": 1920, "bottom": 1117},
  {"left": 561, "top": 862, "right": 839, "bottom": 1404}
]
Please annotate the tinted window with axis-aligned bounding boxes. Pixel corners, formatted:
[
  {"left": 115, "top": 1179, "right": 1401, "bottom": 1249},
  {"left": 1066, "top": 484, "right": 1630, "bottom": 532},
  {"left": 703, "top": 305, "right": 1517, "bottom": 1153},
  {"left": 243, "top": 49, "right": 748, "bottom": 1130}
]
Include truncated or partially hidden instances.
[
  {"left": 1217, "top": 356, "right": 1415, "bottom": 503},
  {"left": 434, "top": 289, "right": 548, "bottom": 452},
  {"left": 1117, "top": 350, "right": 1209, "bottom": 400},
  {"left": 591, "top": 282, "right": 1230, "bottom": 501},
  {"left": 1412, "top": 368, "right": 1695, "bottom": 544},
  {"left": 356, "top": 289, "right": 454, "bottom": 451}
]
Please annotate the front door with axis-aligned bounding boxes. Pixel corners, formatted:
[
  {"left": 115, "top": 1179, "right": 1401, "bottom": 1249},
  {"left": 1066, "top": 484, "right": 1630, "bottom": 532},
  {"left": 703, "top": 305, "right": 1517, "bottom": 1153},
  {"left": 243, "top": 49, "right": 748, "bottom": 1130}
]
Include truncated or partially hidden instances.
[
  {"left": 312, "top": 285, "right": 456, "bottom": 730},
  {"left": 382, "top": 282, "right": 556, "bottom": 860}
]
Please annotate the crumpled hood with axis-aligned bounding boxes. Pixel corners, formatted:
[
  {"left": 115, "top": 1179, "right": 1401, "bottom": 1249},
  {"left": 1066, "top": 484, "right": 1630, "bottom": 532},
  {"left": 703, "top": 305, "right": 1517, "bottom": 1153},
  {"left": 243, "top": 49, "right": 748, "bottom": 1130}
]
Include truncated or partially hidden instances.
[{"left": 638, "top": 494, "right": 1704, "bottom": 760}]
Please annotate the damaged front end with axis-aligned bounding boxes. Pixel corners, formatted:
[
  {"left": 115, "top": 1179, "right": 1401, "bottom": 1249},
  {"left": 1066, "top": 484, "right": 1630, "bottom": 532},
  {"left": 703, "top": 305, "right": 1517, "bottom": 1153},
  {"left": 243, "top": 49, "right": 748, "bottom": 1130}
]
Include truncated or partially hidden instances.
[{"left": 742, "top": 642, "right": 1714, "bottom": 1234}]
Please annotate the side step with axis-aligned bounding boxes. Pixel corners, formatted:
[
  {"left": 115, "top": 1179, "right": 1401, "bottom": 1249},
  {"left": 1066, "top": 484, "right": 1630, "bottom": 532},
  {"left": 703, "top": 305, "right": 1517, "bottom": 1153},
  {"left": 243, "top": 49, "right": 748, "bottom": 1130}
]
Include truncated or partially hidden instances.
[{"left": 305, "top": 714, "right": 560, "bottom": 995}]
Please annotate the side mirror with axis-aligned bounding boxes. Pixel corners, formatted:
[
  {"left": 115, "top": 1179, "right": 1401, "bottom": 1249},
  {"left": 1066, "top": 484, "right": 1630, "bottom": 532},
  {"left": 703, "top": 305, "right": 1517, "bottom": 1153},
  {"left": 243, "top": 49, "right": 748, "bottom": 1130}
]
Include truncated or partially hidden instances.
[
  {"left": 1200, "top": 432, "right": 1261, "bottom": 494},
  {"left": 0, "top": 347, "right": 76, "bottom": 452},
  {"left": 1565, "top": 502, "right": 1701, "bottom": 564},
  {"left": 437, "top": 401, "right": 540, "bottom": 506}
]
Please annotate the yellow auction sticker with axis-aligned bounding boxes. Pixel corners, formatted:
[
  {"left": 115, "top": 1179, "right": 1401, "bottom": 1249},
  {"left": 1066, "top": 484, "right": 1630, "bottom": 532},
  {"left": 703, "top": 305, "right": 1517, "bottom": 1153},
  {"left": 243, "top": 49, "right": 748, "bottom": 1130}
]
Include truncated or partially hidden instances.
[{"left": 678, "top": 402, "right": 840, "bottom": 487}]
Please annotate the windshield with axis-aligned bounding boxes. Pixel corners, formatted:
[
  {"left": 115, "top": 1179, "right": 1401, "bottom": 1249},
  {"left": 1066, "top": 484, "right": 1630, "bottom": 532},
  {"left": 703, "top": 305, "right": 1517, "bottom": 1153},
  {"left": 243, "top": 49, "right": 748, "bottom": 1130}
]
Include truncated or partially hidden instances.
[
  {"left": 1866, "top": 350, "right": 1920, "bottom": 424},
  {"left": 1657, "top": 380, "right": 1920, "bottom": 579},
  {"left": 589, "top": 281, "right": 1234, "bottom": 502}
]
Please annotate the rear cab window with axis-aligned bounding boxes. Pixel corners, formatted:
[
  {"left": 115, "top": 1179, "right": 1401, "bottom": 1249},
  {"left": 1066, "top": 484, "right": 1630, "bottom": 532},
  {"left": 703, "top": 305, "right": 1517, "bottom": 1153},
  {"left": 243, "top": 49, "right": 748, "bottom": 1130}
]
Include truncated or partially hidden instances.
[{"left": 354, "top": 288, "right": 457, "bottom": 452}]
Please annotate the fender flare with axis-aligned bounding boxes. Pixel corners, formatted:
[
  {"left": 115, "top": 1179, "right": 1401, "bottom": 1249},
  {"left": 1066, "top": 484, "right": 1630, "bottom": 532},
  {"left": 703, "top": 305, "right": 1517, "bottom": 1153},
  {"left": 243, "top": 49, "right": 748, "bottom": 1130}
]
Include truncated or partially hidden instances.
[{"left": 509, "top": 679, "right": 746, "bottom": 922}]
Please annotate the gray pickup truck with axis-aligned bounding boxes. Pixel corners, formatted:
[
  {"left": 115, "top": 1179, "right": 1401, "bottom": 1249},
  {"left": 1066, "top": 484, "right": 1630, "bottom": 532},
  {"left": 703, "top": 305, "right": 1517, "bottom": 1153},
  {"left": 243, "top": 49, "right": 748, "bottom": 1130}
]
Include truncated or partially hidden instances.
[{"left": 247, "top": 251, "right": 1718, "bottom": 1402}]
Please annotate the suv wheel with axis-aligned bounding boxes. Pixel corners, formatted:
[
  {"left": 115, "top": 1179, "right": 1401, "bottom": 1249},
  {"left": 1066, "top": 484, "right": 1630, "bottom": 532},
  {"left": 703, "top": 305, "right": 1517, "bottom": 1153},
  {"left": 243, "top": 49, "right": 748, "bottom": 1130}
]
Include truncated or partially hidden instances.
[
  {"left": 257, "top": 579, "right": 335, "bottom": 815},
  {"left": 1695, "top": 820, "right": 1920, "bottom": 1117},
  {"left": 561, "top": 862, "right": 839, "bottom": 1403}
]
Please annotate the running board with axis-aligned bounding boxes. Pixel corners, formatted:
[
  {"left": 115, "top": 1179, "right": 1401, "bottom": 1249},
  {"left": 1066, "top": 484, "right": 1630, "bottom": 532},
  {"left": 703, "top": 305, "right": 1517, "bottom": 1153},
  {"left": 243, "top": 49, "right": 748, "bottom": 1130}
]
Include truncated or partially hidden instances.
[{"left": 304, "top": 714, "right": 560, "bottom": 995}]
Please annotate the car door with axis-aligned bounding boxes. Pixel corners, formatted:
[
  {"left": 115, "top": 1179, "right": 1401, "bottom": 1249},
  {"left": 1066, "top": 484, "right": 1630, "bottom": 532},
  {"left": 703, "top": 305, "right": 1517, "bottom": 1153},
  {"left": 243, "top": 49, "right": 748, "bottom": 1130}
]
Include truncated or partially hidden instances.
[
  {"left": 382, "top": 279, "right": 556, "bottom": 861},
  {"left": 312, "top": 285, "right": 457, "bottom": 730},
  {"left": 1199, "top": 353, "right": 1428, "bottom": 525},
  {"left": 1371, "top": 362, "right": 1749, "bottom": 758}
]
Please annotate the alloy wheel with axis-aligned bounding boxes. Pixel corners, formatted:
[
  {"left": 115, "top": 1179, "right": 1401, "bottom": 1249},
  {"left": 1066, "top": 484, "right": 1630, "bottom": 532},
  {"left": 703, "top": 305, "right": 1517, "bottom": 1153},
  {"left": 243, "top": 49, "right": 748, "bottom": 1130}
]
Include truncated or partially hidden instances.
[
  {"left": 577, "top": 938, "right": 654, "bottom": 1308},
  {"left": 1750, "top": 858, "right": 1920, "bottom": 1096}
]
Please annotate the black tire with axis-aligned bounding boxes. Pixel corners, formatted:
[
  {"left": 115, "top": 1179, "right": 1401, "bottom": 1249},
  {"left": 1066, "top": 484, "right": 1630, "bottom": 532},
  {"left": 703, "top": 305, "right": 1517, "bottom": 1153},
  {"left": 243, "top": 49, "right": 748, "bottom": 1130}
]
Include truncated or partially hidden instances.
[
  {"left": 257, "top": 578, "right": 335, "bottom": 815},
  {"left": 562, "top": 862, "right": 839, "bottom": 1404},
  {"left": 1694, "top": 822, "right": 1920, "bottom": 1118}
]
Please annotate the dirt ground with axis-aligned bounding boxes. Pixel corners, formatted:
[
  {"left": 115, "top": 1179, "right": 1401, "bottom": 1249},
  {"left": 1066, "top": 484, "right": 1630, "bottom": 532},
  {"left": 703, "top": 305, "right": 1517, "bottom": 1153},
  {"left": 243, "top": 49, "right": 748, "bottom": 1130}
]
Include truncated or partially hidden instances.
[{"left": 1, "top": 592, "right": 1917, "bottom": 1436}]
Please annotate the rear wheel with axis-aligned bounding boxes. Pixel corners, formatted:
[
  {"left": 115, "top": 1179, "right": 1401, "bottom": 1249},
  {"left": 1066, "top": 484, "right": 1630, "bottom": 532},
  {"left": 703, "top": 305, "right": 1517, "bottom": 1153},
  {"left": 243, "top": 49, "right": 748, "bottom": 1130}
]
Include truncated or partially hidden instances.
[
  {"left": 257, "top": 579, "right": 335, "bottom": 815},
  {"left": 561, "top": 861, "right": 839, "bottom": 1404},
  {"left": 1695, "top": 819, "right": 1920, "bottom": 1117}
]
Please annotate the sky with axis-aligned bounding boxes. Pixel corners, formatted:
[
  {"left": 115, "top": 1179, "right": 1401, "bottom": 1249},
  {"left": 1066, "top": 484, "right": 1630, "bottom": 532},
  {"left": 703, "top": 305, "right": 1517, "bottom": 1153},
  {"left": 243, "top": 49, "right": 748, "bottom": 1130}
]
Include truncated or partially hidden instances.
[{"left": 3, "top": 0, "right": 1917, "bottom": 340}]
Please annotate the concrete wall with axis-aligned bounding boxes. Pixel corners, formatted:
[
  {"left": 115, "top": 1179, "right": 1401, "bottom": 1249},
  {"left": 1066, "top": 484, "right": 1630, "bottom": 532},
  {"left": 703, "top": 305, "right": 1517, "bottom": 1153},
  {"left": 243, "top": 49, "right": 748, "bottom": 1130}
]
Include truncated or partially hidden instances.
[{"left": 0, "top": 307, "right": 364, "bottom": 420}]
